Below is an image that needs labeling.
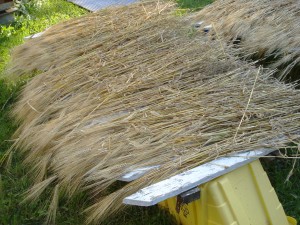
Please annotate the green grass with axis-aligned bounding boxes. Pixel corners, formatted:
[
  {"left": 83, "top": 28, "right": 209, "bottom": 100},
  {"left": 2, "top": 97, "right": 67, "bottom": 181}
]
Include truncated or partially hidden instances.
[
  {"left": 176, "top": 0, "right": 213, "bottom": 9},
  {"left": 0, "top": 0, "right": 299, "bottom": 224},
  {"left": 0, "top": 0, "right": 86, "bottom": 73},
  {"left": 262, "top": 158, "right": 300, "bottom": 221}
]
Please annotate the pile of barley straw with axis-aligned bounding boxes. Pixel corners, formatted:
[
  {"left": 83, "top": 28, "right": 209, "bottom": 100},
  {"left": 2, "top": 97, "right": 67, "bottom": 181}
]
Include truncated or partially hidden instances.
[
  {"left": 3, "top": 1, "right": 300, "bottom": 224},
  {"left": 189, "top": 0, "right": 300, "bottom": 80}
]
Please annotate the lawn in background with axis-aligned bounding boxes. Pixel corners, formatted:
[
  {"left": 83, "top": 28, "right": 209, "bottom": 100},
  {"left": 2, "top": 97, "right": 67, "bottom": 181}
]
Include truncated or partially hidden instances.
[
  {"left": 176, "top": 0, "right": 213, "bottom": 9},
  {"left": 0, "top": 0, "right": 299, "bottom": 224}
]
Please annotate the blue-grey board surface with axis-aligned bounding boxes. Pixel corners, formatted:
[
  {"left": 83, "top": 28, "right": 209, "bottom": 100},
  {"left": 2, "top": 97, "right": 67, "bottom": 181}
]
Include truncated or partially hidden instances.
[{"left": 68, "top": 0, "right": 139, "bottom": 12}]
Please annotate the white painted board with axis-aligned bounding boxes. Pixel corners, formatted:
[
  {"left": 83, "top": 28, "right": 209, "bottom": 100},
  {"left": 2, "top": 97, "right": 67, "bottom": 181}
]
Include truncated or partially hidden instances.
[
  {"left": 123, "top": 148, "right": 274, "bottom": 206},
  {"left": 24, "top": 31, "right": 45, "bottom": 40},
  {"left": 119, "top": 165, "right": 160, "bottom": 182}
]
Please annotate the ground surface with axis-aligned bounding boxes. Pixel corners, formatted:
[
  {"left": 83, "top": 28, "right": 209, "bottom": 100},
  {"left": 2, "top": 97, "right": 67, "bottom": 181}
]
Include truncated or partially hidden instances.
[{"left": 0, "top": 0, "right": 299, "bottom": 224}]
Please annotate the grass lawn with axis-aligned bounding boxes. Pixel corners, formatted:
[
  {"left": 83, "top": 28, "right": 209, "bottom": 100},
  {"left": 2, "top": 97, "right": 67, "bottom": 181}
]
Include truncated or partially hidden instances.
[
  {"left": 0, "top": 0, "right": 299, "bottom": 224},
  {"left": 176, "top": 0, "right": 213, "bottom": 9}
]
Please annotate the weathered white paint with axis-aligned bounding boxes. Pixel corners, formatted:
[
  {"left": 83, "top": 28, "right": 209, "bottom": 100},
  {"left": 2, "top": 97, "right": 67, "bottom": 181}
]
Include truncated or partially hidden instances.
[
  {"left": 24, "top": 31, "right": 45, "bottom": 40},
  {"left": 123, "top": 148, "right": 274, "bottom": 206},
  {"left": 119, "top": 165, "right": 160, "bottom": 182}
]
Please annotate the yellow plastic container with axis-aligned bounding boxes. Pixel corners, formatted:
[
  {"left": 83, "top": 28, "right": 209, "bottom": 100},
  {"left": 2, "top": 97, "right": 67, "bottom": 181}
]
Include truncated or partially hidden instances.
[{"left": 159, "top": 160, "right": 297, "bottom": 225}]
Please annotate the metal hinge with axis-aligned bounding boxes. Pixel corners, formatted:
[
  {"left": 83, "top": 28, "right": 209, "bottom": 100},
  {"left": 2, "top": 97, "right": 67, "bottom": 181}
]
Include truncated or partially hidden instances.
[{"left": 176, "top": 187, "right": 201, "bottom": 213}]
